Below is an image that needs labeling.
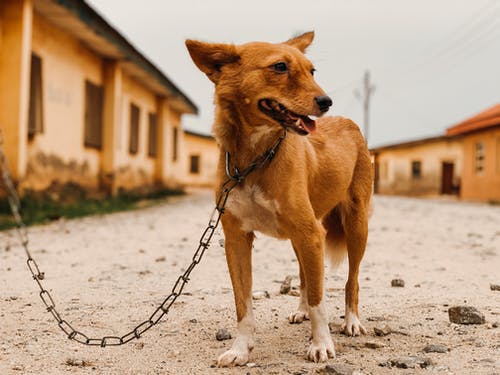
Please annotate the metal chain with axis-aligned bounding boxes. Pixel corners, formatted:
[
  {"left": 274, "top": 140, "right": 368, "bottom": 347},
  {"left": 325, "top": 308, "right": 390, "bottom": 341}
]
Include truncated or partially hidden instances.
[{"left": 0, "top": 128, "right": 286, "bottom": 347}]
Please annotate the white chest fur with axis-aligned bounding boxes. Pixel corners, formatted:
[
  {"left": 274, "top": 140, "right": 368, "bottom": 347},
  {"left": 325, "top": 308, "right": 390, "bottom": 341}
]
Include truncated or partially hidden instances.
[{"left": 226, "top": 184, "right": 284, "bottom": 237}]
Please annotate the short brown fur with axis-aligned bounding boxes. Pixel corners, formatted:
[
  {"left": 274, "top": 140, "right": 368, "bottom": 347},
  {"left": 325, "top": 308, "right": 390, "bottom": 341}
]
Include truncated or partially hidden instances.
[{"left": 186, "top": 32, "right": 373, "bottom": 366}]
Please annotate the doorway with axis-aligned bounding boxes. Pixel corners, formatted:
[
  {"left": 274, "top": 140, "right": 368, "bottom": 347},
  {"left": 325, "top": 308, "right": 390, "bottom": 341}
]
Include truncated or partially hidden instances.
[{"left": 441, "top": 162, "right": 455, "bottom": 195}]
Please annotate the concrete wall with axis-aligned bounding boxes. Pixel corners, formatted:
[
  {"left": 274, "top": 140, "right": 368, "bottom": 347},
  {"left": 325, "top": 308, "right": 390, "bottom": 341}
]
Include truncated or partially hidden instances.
[
  {"left": 0, "top": 1, "right": 192, "bottom": 197},
  {"left": 460, "top": 127, "right": 500, "bottom": 201},
  {"left": 24, "top": 12, "right": 102, "bottom": 191},
  {"left": 183, "top": 133, "right": 219, "bottom": 188},
  {"left": 375, "top": 139, "right": 462, "bottom": 196}
]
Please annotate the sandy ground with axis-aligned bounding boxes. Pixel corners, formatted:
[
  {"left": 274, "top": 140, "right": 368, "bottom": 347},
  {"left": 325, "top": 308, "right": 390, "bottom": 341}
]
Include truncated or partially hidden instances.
[{"left": 0, "top": 190, "right": 499, "bottom": 375}]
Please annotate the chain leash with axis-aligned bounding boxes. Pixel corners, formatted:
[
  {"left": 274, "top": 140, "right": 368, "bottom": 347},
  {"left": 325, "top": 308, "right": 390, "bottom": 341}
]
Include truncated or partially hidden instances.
[{"left": 0, "top": 128, "right": 286, "bottom": 347}]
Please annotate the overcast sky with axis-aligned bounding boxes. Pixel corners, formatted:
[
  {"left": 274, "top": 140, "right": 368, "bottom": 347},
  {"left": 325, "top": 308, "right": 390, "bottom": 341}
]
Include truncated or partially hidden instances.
[{"left": 87, "top": 0, "right": 500, "bottom": 147}]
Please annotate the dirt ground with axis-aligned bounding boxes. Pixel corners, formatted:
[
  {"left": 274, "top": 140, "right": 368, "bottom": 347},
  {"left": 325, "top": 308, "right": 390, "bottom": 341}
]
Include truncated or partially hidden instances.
[{"left": 0, "top": 190, "right": 499, "bottom": 375}]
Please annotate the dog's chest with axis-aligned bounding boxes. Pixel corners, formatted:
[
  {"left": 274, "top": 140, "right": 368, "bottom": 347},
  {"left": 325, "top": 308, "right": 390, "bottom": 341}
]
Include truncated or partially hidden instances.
[{"left": 226, "top": 184, "right": 284, "bottom": 237}]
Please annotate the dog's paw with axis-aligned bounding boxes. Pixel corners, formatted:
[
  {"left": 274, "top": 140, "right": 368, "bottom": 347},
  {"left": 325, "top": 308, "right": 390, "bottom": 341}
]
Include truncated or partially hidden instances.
[
  {"left": 341, "top": 312, "right": 367, "bottom": 336},
  {"left": 217, "top": 347, "right": 250, "bottom": 367},
  {"left": 288, "top": 310, "right": 309, "bottom": 324},
  {"left": 307, "top": 336, "right": 335, "bottom": 362}
]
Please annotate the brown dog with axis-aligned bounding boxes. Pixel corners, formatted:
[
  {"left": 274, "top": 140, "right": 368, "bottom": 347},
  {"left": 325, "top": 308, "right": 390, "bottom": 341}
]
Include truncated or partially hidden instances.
[{"left": 186, "top": 32, "right": 372, "bottom": 366}]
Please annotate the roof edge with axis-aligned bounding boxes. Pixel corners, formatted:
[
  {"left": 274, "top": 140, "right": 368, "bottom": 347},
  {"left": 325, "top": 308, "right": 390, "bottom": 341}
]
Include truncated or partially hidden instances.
[{"left": 55, "top": 0, "right": 198, "bottom": 115}]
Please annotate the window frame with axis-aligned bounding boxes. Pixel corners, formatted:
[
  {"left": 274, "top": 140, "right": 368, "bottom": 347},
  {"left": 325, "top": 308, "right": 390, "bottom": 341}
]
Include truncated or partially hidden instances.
[
  {"left": 83, "top": 80, "right": 104, "bottom": 150},
  {"left": 129, "top": 103, "right": 140, "bottom": 155},
  {"left": 28, "top": 53, "right": 44, "bottom": 139}
]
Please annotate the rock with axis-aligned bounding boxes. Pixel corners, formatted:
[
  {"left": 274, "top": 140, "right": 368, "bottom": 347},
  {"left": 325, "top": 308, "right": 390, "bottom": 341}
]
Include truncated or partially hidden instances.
[
  {"left": 365, "top": 341, "right": 385, "bottom": 349},
  {"left": 189, "top": 318, "right": 198, "bottom": 323},
  {"left": 391, "top": 279, "right": 405, "bottom": 287},
  {"left": 319, "top": 364, "right": 358, "bottom": 375},
  {"left": 389, "top": 356, "right": 432, "bottom": 369},
  {"left": 289, "top": 290, "right": 300, "bottom": 297},
  {"left": 155, "top": 256, "right": 166, "bottom": 262},
  {"left": 65, "top": 358, "right": 93, "bottom": 367},
  {"left": 423, "top": 344, "right": 448, "bottom": 353},
  {"left": 448, "top": 306, "right": 485, "bottom": 324},
  {"left": 374, "top": 324, "right": 392, "bottom": 336},
  {"left": 492, "top": 321, "right": 498, "bottom": 328},
  {"left": 280, "top": 275, "right": 292, "bottom": 294},
  {"left": 490, "top": 283, "right": 500, "bottom": 291},
  {"left": 252, "top": 290, "right": 270, "bottom": 300},
  {"left": 215, "top": 328, "right": 231, "bottom": 341}
]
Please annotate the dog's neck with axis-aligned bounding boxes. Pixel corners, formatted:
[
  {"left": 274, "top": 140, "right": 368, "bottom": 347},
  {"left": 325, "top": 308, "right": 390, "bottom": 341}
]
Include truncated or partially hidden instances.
[{"left": 213, "top": 99, "right": 285, "bottom": 170}]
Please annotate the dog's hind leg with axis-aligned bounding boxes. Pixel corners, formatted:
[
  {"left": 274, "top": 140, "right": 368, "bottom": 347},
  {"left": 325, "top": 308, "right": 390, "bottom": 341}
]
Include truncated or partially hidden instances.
[
  {"left": 341, "top": 200, "right": 369, "bottom": 336},
  {"left": 217, "top": 213, "right": 256, "bottom": 367},
  {"left": 288, "top": 246, "right": 309, "bottom": 323}
]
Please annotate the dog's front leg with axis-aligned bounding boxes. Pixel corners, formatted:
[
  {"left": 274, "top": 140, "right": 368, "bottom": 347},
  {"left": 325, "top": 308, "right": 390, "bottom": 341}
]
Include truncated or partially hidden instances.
[
  {"left": 217, "top": 213, "right": 255, "bottom": 367},
  {"left": 291, "top": 223, "right": 335, "bottom": 362}
]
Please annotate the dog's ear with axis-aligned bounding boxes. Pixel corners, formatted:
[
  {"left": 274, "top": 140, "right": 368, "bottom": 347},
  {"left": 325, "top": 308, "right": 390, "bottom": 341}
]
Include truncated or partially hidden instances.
[
  {"left": 285, "top": 31, "right": 315, "bottom": 53},
  {"left": 185, "top": 40, "right": 240, "bottom": 83}
]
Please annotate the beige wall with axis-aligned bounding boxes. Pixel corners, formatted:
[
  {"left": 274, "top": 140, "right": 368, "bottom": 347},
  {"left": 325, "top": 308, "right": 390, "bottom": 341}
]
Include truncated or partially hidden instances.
[
  {"left": 0, "top": 0, "right": 32, "bottom": 180},
  {"left": 375, "top": 139, "right": 462, "bottom": 196},
  {"left": 0, "top": 0, "right": 194, "bottom": 197},
  {"left": 23, "top": 12, "right": 102, "bottom": 191},
  {"left": 460, "top": 127, "right": 500, "bottom": 201},
  {"left": 183, "top": 133, "right": 219, "bottom": 188}
]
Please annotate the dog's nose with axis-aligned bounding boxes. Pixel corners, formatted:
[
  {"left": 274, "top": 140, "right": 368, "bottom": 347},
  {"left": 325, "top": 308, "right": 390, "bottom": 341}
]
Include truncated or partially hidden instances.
[{"left": 315, "top": 95, "right": 333, "bottom": 112}]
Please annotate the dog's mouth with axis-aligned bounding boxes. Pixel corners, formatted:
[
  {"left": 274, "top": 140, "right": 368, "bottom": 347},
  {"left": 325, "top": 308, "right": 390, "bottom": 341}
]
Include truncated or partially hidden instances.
[{"left": 258, "top": 99, "right": 316, "bottom": 135}]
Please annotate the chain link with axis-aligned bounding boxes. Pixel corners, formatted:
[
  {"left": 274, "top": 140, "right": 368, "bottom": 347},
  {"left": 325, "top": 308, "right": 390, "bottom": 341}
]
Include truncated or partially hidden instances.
[{"left": 0, "top": 128, "right": 286, "bottom": 347}]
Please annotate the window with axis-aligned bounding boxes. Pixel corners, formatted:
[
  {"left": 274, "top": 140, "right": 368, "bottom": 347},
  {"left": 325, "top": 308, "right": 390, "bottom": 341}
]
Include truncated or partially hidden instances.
[
  {"left": 84, "top": 80, "right": 104, "bottom": 149},
  {"left": 129, "top": 103, "right": 140, "bottom": 154},
  {"left": 411, "top": 160, "right": 421, "bottom": 179},
  {"left": 28, "top": 53, "right": 44, "bottom": 139},
  {"left": 172, "top": 127, "right": 178, "bottom": 162},
  {"left": 190, "top": 155, "right": 200, "bottom": 174},
  {"left": 148, "top": 113, "right": 158, "bottom": 157},
  {"left": 475, "top": 142, "right": 484, "bottom": 174}
]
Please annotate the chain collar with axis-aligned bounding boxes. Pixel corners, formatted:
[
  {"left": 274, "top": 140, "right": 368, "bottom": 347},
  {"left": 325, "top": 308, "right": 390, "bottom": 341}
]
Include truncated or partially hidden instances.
[{"left": 225, "top": 128, "right": 287, "bottom": 182}]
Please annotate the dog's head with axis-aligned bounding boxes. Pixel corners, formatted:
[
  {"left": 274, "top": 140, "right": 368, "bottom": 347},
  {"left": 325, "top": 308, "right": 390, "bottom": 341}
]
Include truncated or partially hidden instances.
[{"left": 185, "top": 32, "right": 332, "bottom": 136}]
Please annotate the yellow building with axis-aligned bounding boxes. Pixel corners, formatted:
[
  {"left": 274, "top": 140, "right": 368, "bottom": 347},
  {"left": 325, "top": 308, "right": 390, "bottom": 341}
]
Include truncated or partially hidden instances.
[
  {"left": 183, "top": 130, "right": 219, "bottom": 188},
  {"left": 446, "top": 103, "right": 500, "bottom": 202},
  {"left": 0, "top": 0, "right": 198, "bottom": 196},
  {"left": 371, "top": 136, "right": 463, "bottom": 196}
]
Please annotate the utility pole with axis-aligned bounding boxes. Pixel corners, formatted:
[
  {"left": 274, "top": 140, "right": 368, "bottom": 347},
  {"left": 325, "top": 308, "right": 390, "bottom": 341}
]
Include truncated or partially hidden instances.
[{"left": 354, "top": 70, "right": 375, "bottom": 144}]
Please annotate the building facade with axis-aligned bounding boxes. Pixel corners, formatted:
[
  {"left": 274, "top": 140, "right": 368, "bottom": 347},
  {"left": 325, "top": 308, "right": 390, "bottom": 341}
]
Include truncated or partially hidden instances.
[
  {"left": 0, "top": 0, "right": 198, "bottom": 196},
  {"left": 447, "top": 103, "right": 500, "bottom": 202},
  {"left": 183, "top": 131, "right": 219, "bottom": 188},
  {"left": 371, "top": 136, "right": 462, "bottom": 196}
]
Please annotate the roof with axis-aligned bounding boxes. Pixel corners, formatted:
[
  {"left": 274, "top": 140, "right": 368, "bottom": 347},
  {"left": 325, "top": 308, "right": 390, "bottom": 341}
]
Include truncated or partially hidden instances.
[
  {"left": 184, "top": 130, "right": 215, "bottom": 141},
  {"left": 34, "top": 0, "right": 198, "bottom": 115},
  {"left": 446, "top": 103, "right": 500, "bottom": 137},
  {"left": 370, "top": 135, "right": 449, "bottom": 153}
]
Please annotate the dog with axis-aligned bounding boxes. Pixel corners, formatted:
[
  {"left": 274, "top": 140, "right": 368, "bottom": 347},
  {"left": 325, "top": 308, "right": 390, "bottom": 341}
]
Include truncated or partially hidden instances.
[{"left": 186, "top": 31, "right": 372, "bottom": 366}]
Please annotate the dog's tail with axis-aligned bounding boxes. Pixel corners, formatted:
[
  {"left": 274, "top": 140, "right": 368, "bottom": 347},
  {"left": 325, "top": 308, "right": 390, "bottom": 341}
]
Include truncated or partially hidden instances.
[{"left": 322, "top": 204, "right": 348, "bottom": 270}]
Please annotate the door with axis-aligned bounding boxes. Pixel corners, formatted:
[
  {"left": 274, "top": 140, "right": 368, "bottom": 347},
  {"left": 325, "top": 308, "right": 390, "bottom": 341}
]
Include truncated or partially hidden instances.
[{"left": 441, "top": 162, "right": 454, "bottom": 195}]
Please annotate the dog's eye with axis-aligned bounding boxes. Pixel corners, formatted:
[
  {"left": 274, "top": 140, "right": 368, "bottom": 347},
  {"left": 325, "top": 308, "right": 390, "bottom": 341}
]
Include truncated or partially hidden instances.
[
  {"left": 311, "top": 68, "right": 316, "bottom": 76},
  {"left": 273, "top": 62, "right": 288, "bottom": 73}
]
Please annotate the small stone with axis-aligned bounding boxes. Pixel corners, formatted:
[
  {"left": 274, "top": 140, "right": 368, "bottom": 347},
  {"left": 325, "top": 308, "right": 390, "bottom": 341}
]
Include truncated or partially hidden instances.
[
  {"left": 448, "top": 306, "right": 485, "bottom": 324},
  {"left": 280, "top": 275, "right": 293, "bottom": 294},
  {"left": 135, "top": 342, "right": 145, "bottom": 350},
  {"left": 391, "top": 279, "right": 405, "bottom": 287},
  {"left": 289, "top": 290, "right": 300, "bottom": 297},
  {"left": 492, "top": 321, "right": 498, "bottom": 328},
  {"left": 389, "top": 356, "right": 432, "bottom": 369},
  {"left": 319, "top": 364, "right": 357, "bottom": 375},
  {"left": 246, "top": 362, "right": 257, "bottom": 368},
  {"left": 215, "top": 328, "right": 231, "bottom": 341},
  {"left": 374, "top": 324, "right": 392, "bottom": 336},
  {"left": 490, "top": 283, "right": 500, "bottom": 291},
  {"left": 155, "top": 256, "right": 166, "bottom": 262},
  {"left": 65, "top": 358, "right": 93, "bottom": 367},
  {"left": 423, "top": 344, "right": 448, "bottom": 353},
  {"left": 252, "top": 290, "right": 270, "bottom": 300},
  {"left": 365, "top": 341, "right": 385, "bottom": 349},
  {"left": 189, "top": 318, "right": 198, "bottom": 323}
]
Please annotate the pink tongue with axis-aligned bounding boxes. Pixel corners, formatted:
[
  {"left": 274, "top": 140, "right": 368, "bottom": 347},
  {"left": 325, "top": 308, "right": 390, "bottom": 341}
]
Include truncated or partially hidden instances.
[{"left": 302, "top": 117, "right": 316, "bottom": 133}]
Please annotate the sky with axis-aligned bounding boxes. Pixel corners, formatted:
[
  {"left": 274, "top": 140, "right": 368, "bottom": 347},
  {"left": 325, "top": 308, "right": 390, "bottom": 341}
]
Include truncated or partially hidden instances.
[{"left": 87, "top": 0, "right": 500, "bottom": 148}]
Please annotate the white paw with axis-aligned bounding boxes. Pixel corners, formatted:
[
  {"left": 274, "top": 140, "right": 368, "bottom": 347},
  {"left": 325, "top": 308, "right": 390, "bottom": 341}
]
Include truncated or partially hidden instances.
[
  {"left": 342, "top": 312, "right": 367, "bottom": 336},
  {"left": 288, "top": 310, "right": 309, "bottom": 324},
  {"left": 217, "top": 347, "right": 250, "bottom": 367},
  {"left": 307, "top": 336, "right": 335, "bottom": 362}
]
